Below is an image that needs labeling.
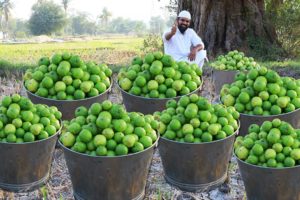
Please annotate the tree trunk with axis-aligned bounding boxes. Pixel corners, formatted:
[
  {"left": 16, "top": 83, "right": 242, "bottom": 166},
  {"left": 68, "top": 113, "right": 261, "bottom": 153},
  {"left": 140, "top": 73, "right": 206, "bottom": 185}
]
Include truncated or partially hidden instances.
[{"left": 177, "top": 0, "right": 279, "bottom": 58}]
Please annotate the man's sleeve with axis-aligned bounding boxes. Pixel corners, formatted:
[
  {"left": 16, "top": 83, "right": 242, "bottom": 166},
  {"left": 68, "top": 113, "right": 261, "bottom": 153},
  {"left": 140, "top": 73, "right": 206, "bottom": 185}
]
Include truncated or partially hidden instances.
[{"left": 191, "top": 30, "right": 204, "bottom": 48}]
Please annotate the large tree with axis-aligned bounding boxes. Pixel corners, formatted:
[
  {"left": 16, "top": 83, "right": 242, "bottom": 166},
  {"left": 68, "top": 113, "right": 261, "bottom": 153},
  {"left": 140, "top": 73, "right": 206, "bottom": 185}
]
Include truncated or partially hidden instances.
[
  {"left": 29, "top": 1, "right": 66, "bottom": 35},
  {"left": 177, "top": 0, "right": 280, "bottom": 57}
]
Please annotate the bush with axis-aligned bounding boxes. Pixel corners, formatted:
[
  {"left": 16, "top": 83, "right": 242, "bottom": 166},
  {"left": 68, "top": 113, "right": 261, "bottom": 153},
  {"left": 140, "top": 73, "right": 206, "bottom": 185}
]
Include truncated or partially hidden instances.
[
  {"left": 140, "top": 34, "right": 163, "bottom": 54},
  {"left": 247, "top": 35, "right": 286, "bottom": 61},
  {"left": 15, "top": 31, "right": 27, "bottom": 39}
]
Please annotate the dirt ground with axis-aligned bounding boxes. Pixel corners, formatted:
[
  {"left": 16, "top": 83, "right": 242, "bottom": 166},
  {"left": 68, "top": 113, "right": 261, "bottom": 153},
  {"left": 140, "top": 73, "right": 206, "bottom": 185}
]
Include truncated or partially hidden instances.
[{"left": 0, "top": 70, "right": 247, "bottom": 200}]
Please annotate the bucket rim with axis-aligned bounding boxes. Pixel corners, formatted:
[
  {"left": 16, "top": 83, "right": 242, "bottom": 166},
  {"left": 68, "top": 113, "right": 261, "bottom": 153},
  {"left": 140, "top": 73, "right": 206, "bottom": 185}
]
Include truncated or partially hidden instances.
[
  {"left": 117, "top": 78, "right": 202, "bottom": 101},
  {"left": 24, "top": 77, "right": 112, "bottom": 103},
  {"left": 238, "top": 107, "right": 300, "bottom": 118},
  {"left": 210, "top": 66, "right": 248, "bottom": 72},
  {"left": 58, "top": 135, "right": 159, "bottom": 158},
  {"left": 219, "top": 96, "right": 300, "bottom": 118},
  {"left": 0, "top": 121, "right": 62, "bottom": 145},
  {"left": 159, "top": 124, "right": 238, "bottom": 145},
  {"left": 234, "top": 154, "right": 300, "bottom": 170}
]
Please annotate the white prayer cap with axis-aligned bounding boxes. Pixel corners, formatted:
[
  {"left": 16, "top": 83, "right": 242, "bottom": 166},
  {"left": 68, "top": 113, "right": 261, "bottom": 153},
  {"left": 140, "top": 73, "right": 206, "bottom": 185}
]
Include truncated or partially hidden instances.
[{"left": 178, "top": 10, "right": 191, "bottom": 20}]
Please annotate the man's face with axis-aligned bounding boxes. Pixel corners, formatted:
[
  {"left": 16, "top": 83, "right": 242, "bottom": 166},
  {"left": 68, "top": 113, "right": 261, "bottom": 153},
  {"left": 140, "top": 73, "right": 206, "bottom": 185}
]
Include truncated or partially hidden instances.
[{"left": 177, "top": 17, "right": 190, "bottom": 34}]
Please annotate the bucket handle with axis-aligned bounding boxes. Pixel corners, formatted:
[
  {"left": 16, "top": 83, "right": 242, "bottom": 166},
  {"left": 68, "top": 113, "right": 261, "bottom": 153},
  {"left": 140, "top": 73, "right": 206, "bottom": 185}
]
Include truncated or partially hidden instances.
[{"left": 154, "top": 134, "right": 161, "bottom": 148}]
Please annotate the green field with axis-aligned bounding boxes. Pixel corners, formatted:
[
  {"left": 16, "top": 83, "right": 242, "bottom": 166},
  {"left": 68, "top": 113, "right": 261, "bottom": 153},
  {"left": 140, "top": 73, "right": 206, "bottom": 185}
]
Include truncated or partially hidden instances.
[
  {"left": 0, "top": 36, "right": 299, "bottom": 73},
  {"left": 259, "top": 59, "right": 300, "bottom": 69},
  {"left": 0, "top": 36, "right": 144, "bottom": 70}
]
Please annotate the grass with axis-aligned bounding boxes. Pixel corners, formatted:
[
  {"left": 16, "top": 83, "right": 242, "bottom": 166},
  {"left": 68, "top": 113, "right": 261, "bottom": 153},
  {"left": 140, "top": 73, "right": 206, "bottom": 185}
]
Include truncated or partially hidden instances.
[
  {"left": 0, "top": 36, "right": 144, "bottom": 70},
  {"left": 155, "top": 189, "right": 172, "bottom": 200},
  {"left": 259, "top": 58, "right": 300, "bottom": 69},
  {"left": 0, "top": 35, "right": 299, "bottom": 74},
  {"left": 259, "top": 58, "right": 300, "bottom": 78},
  {"left": 40, "top": 186, "right": 48, "bottom": 200},
  {"left": 0, "top": 60, "right": 36, "bottom": 70}
]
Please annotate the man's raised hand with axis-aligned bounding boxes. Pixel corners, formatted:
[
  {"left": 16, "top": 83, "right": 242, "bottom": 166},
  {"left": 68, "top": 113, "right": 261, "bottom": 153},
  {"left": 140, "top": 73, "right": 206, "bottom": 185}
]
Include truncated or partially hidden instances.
[{"left": 171, "top": 21, "right": 177, "bottom": 35}]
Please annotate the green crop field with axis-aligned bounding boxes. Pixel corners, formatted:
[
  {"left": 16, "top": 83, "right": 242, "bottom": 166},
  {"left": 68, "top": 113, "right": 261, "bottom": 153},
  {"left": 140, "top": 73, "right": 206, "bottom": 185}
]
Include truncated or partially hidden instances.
[
  {"left": 0, "top": 36, "right": 144, "bottom": 70},
  {"left": 0, "top": 35, "right": 299, "bottom": 74}
]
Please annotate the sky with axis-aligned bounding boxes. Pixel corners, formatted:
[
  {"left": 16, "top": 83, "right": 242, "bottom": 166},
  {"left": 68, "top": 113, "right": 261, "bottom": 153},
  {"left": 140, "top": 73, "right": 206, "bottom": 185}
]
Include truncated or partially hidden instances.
[{"left": 11, "top": 0, "right": 172, "bottom": 23}]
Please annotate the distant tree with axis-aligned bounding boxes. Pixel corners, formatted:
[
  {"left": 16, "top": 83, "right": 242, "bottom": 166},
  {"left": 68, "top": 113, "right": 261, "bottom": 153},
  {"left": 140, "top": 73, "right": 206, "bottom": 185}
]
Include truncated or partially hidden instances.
[
  {"left": 0, "top": 0, "right": 13, "bottom": 39},
  {"left": 98, "top": 7, "right": 112, "bottom": 28},
  {"left": 61, "top": 0, "right": 71, "bottom": 34},
  {"left": 71, "top": 13, "right": 97, "bottom": 35},
  {"left": 62, "top": 0, "right": 71, "bottom": 14},
  {"left": 134, "top": 21, "right": 147, "bottom": 36},
  {"left": 166, "top": 15, "right": 176, "bottom": 27},
  {"left": 149, "top": 16, "right": 165, "bottom": 35},
  {"left": 108, "top": 17, "right": 130, "bottom": 34},
  {"left": 8, "top": 18, "right": 30, "bottom": 38},
  {"left": 29, "top": 1, "right": 67, "bottom": 35},
  {"left": 0, "top": 3, "right": 3, "bottom": 34},
  {"left": 107, "top": 17, "right": 146, "bottom": 35},
  {"left": 37, "top": 0, "right": 46, "bottom": 4}
]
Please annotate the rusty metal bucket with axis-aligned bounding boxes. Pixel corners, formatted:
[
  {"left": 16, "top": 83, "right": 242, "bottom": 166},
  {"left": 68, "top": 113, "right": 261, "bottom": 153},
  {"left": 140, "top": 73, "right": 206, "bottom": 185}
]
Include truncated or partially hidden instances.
[
  {"left": 158, "top": 128, "right": 238, "bottom": 192},
  {"left": 25, "top": 81, "right": 112, "bottom": 120},
  {"left": 237, "top": 156, "right": 300, "bottom": 200},
  {"left": 58, "top": 138, "right": 158, "bottom": 200},
  {"left": 0, "top": 128, "right": 60, "bottom": 192},
  {"left": 239, "top": 108, "right": 300, "bottom": 136},
  {"left": 212, "top": 68, "right": 238, "bottom": 95},
  {"left": 118, "top": 82, "right": 202, "bottom": 115}
]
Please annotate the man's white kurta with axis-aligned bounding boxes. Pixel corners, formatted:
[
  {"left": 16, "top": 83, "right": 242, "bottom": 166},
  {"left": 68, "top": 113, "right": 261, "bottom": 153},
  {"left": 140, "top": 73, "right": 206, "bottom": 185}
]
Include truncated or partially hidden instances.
[{"left": 162, "top": 28, "right": 207, "bottom": 67}]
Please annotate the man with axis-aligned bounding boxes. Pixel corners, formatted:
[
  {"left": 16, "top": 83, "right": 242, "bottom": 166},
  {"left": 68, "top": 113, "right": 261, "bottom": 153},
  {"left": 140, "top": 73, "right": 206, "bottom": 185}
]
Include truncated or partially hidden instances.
[{"left": 162, "top": 10, "right": 208, "bottom": 68}]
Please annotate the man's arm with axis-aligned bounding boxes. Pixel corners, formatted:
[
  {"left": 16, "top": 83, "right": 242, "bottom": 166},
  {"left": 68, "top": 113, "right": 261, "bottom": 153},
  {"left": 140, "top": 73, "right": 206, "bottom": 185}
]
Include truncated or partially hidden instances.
[
  {"left": 188, "top": 44, "right": 204, "bottom": 61},
  {"left": 192, "top": 44, "right": 204, "bottom": 52},
  {"left": 165, "top": 22, "right": 177, "bottom": 41},
  {"left": 188, "top": 29, "right": 205, "bottom": 61}
]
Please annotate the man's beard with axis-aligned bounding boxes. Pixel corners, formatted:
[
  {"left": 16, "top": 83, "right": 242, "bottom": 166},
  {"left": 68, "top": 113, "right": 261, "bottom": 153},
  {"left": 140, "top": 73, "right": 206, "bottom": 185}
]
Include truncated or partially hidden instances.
[{"left": 178, "top": 25, "right": 188, "bottom": 34}]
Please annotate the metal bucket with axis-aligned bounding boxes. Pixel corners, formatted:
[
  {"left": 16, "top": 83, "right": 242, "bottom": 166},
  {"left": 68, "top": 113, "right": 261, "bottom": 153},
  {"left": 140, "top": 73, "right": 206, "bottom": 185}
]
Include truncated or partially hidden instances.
[
  {"left": 118, "top": 82, "right": 202, "bottom": 115},
  {"left": 25, "top": 81, "right": 112, "bottom": 120},
  {"left": 58, "top": 139, "right": 158, "bottom": 200},
  {"left": 237, "top": 157, "right": 300, "bottom": 200},
  {"left": 239, "top": 108, "right": 300, "bottom": 136},
  {"left": 212, "top": 68, "right": 238, "bottom": 95},
  {"left": 0, "top": 129, "right": 60, "bottom": 192},
  {"left": 158, "top": 129, "right": 238, "bottom": 192}
]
